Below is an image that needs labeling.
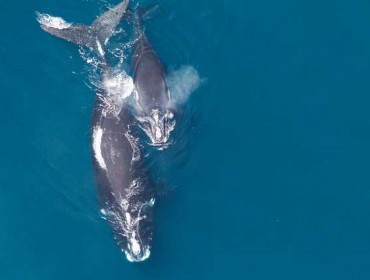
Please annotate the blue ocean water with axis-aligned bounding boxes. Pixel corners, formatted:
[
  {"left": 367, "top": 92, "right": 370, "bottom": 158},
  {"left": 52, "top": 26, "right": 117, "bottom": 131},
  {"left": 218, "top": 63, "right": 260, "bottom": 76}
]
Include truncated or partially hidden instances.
[{"left": 1, "top": 0, "right": 370, "bottom": 278}]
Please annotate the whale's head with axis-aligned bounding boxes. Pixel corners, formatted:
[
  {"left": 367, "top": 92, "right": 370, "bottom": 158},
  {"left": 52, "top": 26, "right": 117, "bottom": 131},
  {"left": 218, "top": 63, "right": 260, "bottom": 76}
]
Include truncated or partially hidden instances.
[
  {"left": 123, "top": 229, "right": 151, "bottom": 262},
  {"left": 136, "top": 108, "right": 176, "bottom": 149},
  {"left": 100, "top": 196, "right": 155, "bottom": 262},
  {"left": 108, "top": 210, "right": 153, "bottom": 262}
]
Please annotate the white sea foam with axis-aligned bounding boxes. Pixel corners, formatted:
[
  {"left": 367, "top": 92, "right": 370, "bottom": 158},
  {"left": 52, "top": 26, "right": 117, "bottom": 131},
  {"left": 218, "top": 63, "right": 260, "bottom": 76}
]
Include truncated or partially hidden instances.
[
  {"left": 166, "top": 65, "right": 203, "bottom": 105},
  {"left": 79, "top": 48, "right": 102, "bottom": 73},
  {"left": 36, "top": 12, "right": 72, "bottom": 29},
  {"left": 102, "top": 70, "right": 134, "bottom": 98},
  {"left": 79, "top": 48, "right": 134, "bottom": 110},
  {"left": 97, "top": 70, "right": 135, "bottom": 117}
]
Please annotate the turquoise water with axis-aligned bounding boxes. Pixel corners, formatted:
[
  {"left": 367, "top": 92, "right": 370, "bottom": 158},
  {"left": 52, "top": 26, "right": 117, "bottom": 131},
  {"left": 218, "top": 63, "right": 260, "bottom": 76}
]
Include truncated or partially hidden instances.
[{"left": 2, "top": 0, "right": 370, "bottom": 278}]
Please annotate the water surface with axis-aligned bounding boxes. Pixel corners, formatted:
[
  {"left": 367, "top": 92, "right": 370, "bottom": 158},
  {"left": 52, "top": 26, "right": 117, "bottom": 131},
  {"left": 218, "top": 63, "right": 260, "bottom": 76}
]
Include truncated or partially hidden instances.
[{"left": 1, "top": 0, "right": 370, "bottom": 279}]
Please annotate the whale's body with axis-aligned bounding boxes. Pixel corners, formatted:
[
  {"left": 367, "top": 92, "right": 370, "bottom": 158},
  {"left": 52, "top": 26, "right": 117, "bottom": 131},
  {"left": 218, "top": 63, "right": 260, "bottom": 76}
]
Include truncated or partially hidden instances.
[
  {"left": 130, "top": 12, "right": 176, "bottom": 148},
  {"left": 37, "top": 0, "right": 155, "bottom": 262},
  {"left": 92, "top": 89, "right": 154, "bottom": 262}
]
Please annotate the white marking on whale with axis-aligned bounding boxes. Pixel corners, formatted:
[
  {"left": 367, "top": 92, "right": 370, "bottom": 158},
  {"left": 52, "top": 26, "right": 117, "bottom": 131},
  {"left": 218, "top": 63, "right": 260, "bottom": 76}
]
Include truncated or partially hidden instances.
[
  {"left": 92, "top": 126, "right": 107, "bottom": 170},
  {"left": 96, "top": 39, "right": 105, "bottom": 56}
]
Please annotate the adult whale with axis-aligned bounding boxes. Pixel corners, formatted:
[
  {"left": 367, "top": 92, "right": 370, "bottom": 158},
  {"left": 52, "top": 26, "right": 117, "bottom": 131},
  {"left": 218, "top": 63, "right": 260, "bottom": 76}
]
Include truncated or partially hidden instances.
[
  {"left": 37, "top": 0, "right": 155, "bottom": 262},
  {"left": 92, "top": 87, "right": 155, "bottom": 262},
  {"left": 130, "top": 10, "right": 176, "bottom": 148}
]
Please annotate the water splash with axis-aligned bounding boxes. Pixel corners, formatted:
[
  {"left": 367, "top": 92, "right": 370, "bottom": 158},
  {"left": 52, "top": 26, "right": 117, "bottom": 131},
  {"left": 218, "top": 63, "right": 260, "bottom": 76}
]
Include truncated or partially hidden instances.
[
  {"left": 166, "top": 65, "right": 203, "bottom": 105},
  {"left": 98, "top": 69, "right": 135, "bottom": 117},
  {"left": 79, "top": 48, "right": 102, "bottom": 74},
  {"left": 36, "top": 12, "right": 72, "bottom": 29},
  {"left": 78, "top": 46, "right": 135, "bottom": 118}
]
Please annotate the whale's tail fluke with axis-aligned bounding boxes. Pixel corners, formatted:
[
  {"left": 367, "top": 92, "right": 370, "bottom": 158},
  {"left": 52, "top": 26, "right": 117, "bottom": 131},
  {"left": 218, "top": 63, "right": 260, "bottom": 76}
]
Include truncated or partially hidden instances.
[{"left": 36, "top": 0, "right": 129, "bottom": 57}]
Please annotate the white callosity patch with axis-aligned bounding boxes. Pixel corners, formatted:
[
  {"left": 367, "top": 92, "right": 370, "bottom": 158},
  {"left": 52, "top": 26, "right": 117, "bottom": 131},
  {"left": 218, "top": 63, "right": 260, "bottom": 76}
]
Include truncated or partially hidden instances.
[
  {"left": 166, "top": 65, "right": 203, "bottom": 105},
  {"left": 125, "top": 246, "right": 150, "bottom": 262},
  {"left": 131, "top": 236, "right": 141, "bottom": 255},
  {"left": 92, "top": 126, "right": 107, "bottom": 170},
  {"left": 36, "top": 12, "right": 72, "bottom": 29},
  {"left": 153, "top": 111, "right": 162, "bottom": 140},
  {"left": 128, "top": 231, "right": 142, "bottom": 256},
  {"left": 136, "top": 109, "right": 175, "bottom": 150},
  {"left": 97, "top": 70, "right": 135, "bottom": 117}
]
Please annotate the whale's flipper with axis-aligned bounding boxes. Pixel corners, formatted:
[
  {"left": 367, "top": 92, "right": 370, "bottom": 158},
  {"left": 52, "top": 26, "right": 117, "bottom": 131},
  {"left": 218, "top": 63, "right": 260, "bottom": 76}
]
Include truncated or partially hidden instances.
[{"left": 37, "top": 0, "right": 129, "bottom": 56}]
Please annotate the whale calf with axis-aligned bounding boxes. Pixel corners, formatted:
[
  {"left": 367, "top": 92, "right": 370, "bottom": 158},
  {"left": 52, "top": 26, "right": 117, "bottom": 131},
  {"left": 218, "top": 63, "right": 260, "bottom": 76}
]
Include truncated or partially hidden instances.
[
  {"left": 130, "top": 10, "right": 176, "bottom": 148},
  {"left": 37, "top": 0, "right": 155, "bottom": 262}
]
